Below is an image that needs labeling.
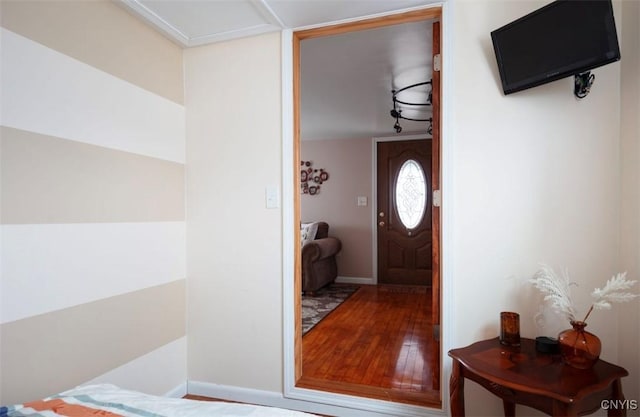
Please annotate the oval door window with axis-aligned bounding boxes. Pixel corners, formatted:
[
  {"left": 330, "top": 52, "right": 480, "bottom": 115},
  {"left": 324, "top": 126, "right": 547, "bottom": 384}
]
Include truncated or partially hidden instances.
[{"left": 395, "top": 159, "right": 427, "bottom": 229}]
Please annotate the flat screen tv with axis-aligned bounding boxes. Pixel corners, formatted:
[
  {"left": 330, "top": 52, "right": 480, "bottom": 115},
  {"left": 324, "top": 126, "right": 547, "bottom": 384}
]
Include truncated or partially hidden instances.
[{"left": 491, "top": 0, "right": 620, "bottom": 95}]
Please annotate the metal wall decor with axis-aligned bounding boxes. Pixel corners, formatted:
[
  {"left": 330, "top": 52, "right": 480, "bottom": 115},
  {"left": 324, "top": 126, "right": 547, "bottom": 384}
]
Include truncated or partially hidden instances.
[
  {"left": 390, "top": 80, "right": 433, "bottom": 135},
  {"left": 301, "top": 160, "right": 329, "bottom": 195}
]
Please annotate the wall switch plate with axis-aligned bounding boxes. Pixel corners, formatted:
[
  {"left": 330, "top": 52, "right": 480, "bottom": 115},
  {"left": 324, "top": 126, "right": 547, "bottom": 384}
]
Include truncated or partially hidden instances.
[
  {"left": 357, "top": 196, "right": 368, "bottom": 206},
  {"left": 266, "top": 185, "right": 280, "bottom": 209}
]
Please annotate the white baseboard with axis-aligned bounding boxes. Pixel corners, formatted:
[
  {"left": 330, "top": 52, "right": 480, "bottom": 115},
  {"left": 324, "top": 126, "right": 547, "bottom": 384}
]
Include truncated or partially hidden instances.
[
  {"left": 187, "top": 380, "right": 281, "bottom": 405},
  {"left": 335, "top": 276, "right": 375, "bottom": 285},
  {"left": 187, "top": 380, "right": 334, "bottom": 416},
  {"left": 164, "top": 381, "right": 187, "bottom": 398},
  {"left": 186, "top": 380, "right": 439, "bottom": 417}
]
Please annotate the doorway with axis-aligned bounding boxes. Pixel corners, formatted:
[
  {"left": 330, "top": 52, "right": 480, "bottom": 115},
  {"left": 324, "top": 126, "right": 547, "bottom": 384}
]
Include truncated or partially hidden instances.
[{"left": 291, "top": 5, "right": 443, "bottom": 410}]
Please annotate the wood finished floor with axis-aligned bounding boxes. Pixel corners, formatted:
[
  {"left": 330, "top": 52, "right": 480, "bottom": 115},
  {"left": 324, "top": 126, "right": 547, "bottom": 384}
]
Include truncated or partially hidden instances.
[{"left": 297, "top": 284, "right": 440, "bottom": 407}]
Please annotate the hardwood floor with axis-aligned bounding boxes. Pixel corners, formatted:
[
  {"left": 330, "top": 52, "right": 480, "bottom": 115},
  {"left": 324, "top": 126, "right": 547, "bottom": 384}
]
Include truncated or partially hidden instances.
[{"left": 297, "top": 284, "right": 440, "bottom": 407}]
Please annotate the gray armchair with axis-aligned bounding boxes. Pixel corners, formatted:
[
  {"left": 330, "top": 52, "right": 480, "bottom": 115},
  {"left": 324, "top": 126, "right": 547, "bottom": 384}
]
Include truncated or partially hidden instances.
[{"left": 301, "top": 222, "right": 342, "bottom": 294}]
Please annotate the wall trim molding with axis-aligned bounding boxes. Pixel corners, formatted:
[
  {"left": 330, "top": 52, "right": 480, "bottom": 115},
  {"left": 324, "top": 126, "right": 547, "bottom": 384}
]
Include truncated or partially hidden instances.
[
  {"left": 119, "top": 0, "right": 283, "bottom": 47},
  {"left": 164, "top": 382, "right": 187, "bottom": 398},
  {"left": 187, "top": 380, "right": 439, "bottom": 417},
  {"left": 335, "top": 276, "right": 374, "bottom": 285}
]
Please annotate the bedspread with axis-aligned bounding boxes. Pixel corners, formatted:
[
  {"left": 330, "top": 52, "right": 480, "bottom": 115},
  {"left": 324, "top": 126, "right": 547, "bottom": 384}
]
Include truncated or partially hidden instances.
[{"left": 1, "top": 384, "right": 318, "bottom": 417}]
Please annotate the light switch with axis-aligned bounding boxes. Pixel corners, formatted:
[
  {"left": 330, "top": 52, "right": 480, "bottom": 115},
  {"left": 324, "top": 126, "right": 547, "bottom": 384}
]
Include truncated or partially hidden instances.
[
  {"left": 266, "top": 185, "right": 279, "bottom": 209},
  {"left": 357, "top": 196, "right": 368, "bottom": 207}
]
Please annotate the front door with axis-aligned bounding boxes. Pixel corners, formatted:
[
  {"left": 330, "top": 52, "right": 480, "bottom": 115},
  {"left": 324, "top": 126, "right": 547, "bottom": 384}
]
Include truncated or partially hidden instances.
[{"left": 377, "top": 139, "right": 432, "bottom": 285}]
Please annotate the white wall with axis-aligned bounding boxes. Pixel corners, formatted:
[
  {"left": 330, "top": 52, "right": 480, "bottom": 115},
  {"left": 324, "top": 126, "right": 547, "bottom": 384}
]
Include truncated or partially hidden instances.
[
  {"left": 619, "top": 0, "right": 640, "bottom": 409},
  {"left": 185, "top": 32, "right": 284, "bottom": 392},
  {"left": 183, "top": 1, "right": 636, "bottom": 416},
  {"left": 451, "top": 0, "right": 623, "bottom": 415}
]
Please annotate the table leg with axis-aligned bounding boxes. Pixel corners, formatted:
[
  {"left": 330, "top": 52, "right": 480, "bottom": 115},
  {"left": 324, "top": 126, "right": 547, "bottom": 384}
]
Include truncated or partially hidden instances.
[
  {"left": 608, "top": 379, "right": 627, "bottom": 417},
  {"left": 503, "top": 400, "right": 515, "bottom": 417},
  {"left": 450, "top": 360, "right": 465, "bottom": 417}
]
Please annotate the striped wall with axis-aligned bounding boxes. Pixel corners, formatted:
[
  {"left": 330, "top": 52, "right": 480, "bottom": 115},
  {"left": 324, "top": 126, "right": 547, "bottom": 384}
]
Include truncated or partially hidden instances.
[{"left": 0, "top": 1, "right": 186, "bottom": 405}]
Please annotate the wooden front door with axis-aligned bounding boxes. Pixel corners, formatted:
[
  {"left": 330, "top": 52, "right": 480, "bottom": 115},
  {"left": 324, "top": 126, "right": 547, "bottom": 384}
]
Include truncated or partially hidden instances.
[{"left": 377, "top": 139, "right": 432, "bottom": 285}]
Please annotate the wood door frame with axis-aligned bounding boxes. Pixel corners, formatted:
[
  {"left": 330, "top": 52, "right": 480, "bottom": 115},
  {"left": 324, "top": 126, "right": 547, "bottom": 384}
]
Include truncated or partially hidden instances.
[
  {"left": 372, "top": 134, "right": 431, "bottom": 285},
  {"left": 283, "top": 5, "right": 450, "bottom": 416}
]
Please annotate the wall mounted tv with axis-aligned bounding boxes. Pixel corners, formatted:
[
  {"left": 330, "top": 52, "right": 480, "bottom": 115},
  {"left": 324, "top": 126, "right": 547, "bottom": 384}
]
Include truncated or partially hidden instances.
[{"left": 491, "top": 0, "right": 620, "bottom": 95}]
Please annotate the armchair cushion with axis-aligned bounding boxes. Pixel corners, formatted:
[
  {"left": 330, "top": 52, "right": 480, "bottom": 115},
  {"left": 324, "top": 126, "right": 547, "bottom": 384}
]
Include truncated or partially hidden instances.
[{"left": 300, "top": 222, "right": 319, "bottom": 247}]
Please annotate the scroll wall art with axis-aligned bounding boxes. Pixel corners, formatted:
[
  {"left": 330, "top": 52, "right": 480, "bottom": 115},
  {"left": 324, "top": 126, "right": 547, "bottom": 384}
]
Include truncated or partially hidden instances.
[{"left": 301, "top": 160, "right": 329, "bottom": 195}]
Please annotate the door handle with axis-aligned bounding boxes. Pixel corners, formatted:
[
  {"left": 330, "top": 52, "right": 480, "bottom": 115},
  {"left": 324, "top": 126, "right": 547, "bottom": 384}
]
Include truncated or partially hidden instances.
[{"left": 379, "top": 221, "right": 385, "bottom": 227}]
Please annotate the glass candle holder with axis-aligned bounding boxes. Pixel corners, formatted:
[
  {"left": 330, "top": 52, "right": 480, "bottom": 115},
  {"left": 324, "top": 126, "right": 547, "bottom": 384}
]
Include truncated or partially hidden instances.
[{"left": 500, "top": 312, "right": 521, "bottom": 346}]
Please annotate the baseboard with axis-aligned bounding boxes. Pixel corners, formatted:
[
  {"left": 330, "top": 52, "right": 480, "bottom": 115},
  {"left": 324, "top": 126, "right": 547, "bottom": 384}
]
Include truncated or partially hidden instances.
[
  {"left": 164, "top": 382, "right": 187, "bottom": 398},
  {"left": 335, "top": 276, "right": 374, "bottom": 285},
  {"left": 187, "top": 380, "right": 336, "bottom": 416},
  {"left": 186, "top": 380, "right": 438, "bottom": 417},
  {"left": 187, "top": 380, "right": 281, "bottom": 405},
  {"left": 187, "top": 381, "right": 442, "bottom": 417}
]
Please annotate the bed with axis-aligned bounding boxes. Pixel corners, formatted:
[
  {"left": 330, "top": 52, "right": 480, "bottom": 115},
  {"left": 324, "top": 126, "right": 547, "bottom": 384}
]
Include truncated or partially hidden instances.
[{"left": 0, "top": 384, "right": 319, "bottom": 417}]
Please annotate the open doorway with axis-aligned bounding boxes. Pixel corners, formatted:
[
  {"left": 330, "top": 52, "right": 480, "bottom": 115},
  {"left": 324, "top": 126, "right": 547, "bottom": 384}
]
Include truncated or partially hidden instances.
[{"left": 292, "top": 6, "right": 442, "bottom": 409}]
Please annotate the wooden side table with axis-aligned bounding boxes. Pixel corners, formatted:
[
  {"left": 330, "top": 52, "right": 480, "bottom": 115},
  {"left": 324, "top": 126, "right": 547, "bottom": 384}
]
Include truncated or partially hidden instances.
[{"left": 448, "top": 338, "right": 629, "bottom": 417}]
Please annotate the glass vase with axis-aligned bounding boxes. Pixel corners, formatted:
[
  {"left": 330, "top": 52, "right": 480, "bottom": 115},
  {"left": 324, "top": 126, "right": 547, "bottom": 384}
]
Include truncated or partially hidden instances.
[{"left": 558, "top": 320, "right": 601, "bottom": 369}]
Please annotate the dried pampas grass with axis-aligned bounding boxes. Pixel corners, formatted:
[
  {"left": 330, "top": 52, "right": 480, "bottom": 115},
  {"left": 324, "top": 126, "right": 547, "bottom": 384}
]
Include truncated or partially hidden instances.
[
  {"left": 531, "top": 264, "right": 639, "bottom": 323},
  {"left": 531, "top": 264, "right": 577, "bottom": 322}
]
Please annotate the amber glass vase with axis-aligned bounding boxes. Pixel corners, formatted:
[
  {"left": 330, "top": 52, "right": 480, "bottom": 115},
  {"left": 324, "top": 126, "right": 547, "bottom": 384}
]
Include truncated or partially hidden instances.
[{"left": 558, "top": 320, "right": 601, "bottom": 369}]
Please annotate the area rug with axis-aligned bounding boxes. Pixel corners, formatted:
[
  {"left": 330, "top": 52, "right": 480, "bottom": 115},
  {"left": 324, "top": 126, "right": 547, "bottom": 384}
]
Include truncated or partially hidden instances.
[{"left": 302, "top": 284, "right": 359, "bottom": 335}]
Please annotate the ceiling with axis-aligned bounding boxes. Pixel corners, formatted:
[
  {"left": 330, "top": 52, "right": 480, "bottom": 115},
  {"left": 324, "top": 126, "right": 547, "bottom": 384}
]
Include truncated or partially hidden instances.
[
  {"left": 300, "top": 20, "right": 434, "bottom": 141},
  {"left": 120, "top": 0, "right": 438, "bottom": 140}
]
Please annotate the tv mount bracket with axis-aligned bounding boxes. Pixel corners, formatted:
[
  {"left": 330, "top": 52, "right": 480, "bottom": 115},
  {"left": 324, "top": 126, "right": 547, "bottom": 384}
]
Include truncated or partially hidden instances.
[{"left": 574, "top": 71, "right": 595, "bottom": 99}]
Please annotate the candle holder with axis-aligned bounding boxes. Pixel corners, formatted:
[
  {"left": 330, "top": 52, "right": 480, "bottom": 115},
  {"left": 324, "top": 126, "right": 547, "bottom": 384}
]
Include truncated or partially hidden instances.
[{"left": 500, "top": 312, "right": 521, "bottom": 346}]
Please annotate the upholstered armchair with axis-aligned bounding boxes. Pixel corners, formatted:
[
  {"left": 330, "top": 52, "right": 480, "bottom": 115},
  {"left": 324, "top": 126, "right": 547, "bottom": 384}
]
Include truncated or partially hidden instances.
[{"left": 301, "top": 222, "right": 342, "bottom": 294}]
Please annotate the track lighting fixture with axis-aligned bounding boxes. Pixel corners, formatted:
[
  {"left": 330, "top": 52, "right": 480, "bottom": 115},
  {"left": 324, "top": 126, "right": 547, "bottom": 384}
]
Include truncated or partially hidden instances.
[{"left": 390, "top": 80, "right": 433, "bottom": 135}]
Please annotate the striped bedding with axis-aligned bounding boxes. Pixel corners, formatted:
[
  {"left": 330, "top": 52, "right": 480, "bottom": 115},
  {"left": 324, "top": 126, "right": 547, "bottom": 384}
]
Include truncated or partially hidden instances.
[{"left": 1, "top": 384, "right": 318, "bottom": 417}]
